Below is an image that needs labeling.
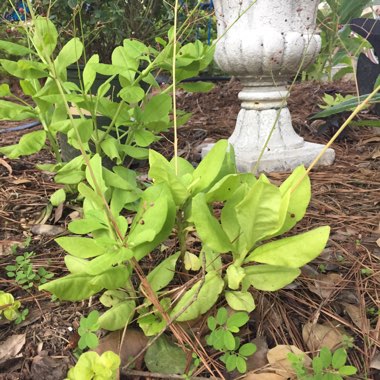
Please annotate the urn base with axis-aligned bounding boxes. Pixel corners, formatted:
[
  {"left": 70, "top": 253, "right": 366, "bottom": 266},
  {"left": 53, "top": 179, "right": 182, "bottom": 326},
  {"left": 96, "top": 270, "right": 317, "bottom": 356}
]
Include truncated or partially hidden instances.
[{"left": 202, "top": 141, "right": 335, "bottom": 174}]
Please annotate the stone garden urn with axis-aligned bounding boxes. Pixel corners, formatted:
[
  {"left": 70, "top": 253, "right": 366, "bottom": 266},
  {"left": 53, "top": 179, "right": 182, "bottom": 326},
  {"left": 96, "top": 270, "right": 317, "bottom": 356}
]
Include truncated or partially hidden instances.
[{"left": 207, "top": 0, "right": 335, "bottom": 172}]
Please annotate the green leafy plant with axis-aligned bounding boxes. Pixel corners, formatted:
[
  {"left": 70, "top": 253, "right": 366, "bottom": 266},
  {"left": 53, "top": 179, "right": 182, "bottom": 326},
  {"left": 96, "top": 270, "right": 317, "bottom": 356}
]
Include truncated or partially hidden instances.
[
  {"left": 38, "top": 140, "right": 330, "bottom": 340},
  {"left": 288, "top": 347, "right": 357, "bottom": 380},
  {"left": 304, "top": 0, "right": 372, "bottom": 81},
  {"left": 78, "top": 310, "right": 100, "bottom": 350},
  {"left": 6, "top": 251, "right": 54, "bottom": 289},
  {"left": 66, "top": 350, "right": 120, "bottom": 380},
  {"left": 0, "top": 3, "right": 214, "bottom": 207},
  {"left": 0, "top": 291, "right": 22, "bottom": 322},
  {"left": 207, "top": 307, "right": 256, "bottom": 374}
]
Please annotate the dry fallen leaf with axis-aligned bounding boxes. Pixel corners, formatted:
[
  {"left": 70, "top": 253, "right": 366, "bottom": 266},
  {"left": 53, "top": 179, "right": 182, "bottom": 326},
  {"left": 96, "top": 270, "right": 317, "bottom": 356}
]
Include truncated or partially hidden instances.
[
  {"left": 342, "top": 302, "right": 369, "bottom": 330},
  {"left": 95, "top": 329, "right": 148, "bottom": 369},
  {"left": 30, "top": 351, "right": 69, "bottom": 380},
  {"left": 0, "top": 240, "right": 22, "bottom": 256},
  {"left": 243, "top": 372, "right": 286, "bottom": 380},
  {"left": 0, "top": 158, "right": 12, "bottom": 175},
  {"left": 267, "top": 345, "right": 311, "bottom": 378},
  {"left": 307, "top": 273, "right": 343, "bottom": 299},
  {"left": 0, "top": 334, "right": 26, "bottom": 365},
  {"left": 246, "top": 337, "right": 269, "bottom": 371},
  {"left": 370, "top": 352, "right": 380, "bottom": 370},
  {"left": 30, "top": 224, "right": 66, "bottom": 236},
  {"left": 302, "top": 321, "right": 346, "bottom": 351}
]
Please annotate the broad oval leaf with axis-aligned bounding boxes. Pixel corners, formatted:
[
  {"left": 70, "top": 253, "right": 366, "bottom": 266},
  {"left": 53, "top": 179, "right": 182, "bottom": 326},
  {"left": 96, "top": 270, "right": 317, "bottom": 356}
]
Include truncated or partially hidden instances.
[
  {"left": 170, "top": 271, "right": 224, "bottom": 322},
  {"left": 225, "top": 291, "right": 255, "bottom": 312},
  {"left": 191, "top": 193, "right": 234, "bottom": 253},
  {"left": 0, "top": 130, "right": 46, "bottom": 158},
  {"left": 244, "top": 265, "right": 301, "bottom": 291},
  {"left": 54, "top": 38, "right": 83, "bottom": 77},
  {"left": 246, "top": 226, "right": 331, "bottom": 268},
  {"left": 55, "top": 237, "right": 107, "bottom": 258},
  {"left": 98, "top": 300, "right": 136, "bottom": 331},
  {"left": 146, "top": 252, "right": 180, "bottom": 292},
  {"left": 235, "top": 175, "right": 282, "bottom": 251}
]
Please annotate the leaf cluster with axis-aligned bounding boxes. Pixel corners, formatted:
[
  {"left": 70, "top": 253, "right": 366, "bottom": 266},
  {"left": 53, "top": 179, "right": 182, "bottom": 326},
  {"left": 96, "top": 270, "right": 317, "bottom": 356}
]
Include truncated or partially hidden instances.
[
  {"left": 66, "top": 350, "right": 120, "bottom": 380},
  {"left": 289, "top": 347, "right": 357, "bottom": 380},
  {"left": 6, "top": 251, "right": 54, "bottom": 289},
  {"left": 207, "top": 308, "right": 256, "bottom": 374}
]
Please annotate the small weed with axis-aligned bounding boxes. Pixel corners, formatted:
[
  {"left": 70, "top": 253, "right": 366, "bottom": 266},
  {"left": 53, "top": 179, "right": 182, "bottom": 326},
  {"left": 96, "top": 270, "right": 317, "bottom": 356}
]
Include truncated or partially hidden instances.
[
  {"left": 0, "top": 290, "right": 28, "bottom": 324},
  {"left": 5, "top": 251, "right": 54, "bottom": 289},
  {"left": 318, "top": 264, "right": 327, "bottom": 273},
  {"left": 206, "top": 308, "right": 256, "bottom": 374},
  {"left": 289, "top": 347, "right": 357, "bottom": 380},
  {"left": 360, "top": 268, "right": 372, "bottom": 277},
  {"left": 78, "top": 310, "right": 100, "bottom": 350}
]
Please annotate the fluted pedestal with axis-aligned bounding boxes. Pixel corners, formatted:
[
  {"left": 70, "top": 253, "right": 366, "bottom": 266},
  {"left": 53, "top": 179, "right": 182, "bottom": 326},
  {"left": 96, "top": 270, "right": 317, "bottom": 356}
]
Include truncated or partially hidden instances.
[{"left": 203, "top": 0, "right": 335, "bottom": 173}]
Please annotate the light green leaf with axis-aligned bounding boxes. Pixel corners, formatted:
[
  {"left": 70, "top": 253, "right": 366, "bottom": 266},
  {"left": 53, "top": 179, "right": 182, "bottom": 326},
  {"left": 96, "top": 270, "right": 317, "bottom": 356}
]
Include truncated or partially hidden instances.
[
  {"left": 99, "top": 290, "right": 128, "bottom": 307},
  {"left": 50, "top": 188, "right": 66, "bottom": 206},
  {"left": 85, "top": 154, "right": 107, "bottom": 194},
  {"left": 83, "top": 55, "right": 99, "bottom": 93},
  {"left": 0, "top": 59, "right": 48, "bottom": 79},
  {"left": 112, "top": 46, "right": 139, "bottom": 82},
  {"left": 226, "top": 264, "right": 246, "bottom": 290},
  {"left": 225, "top": 291, "right": 255, "bottom": 312},
  {"left": 141, "top": 93, "right": 172, "bottom": 123},
  {"left": 121, "top": 145, "right": 149, "bottom": 159},
  {"left": 180, "top": 82, "right": 215, "bottom": 93},
  {"left": 273, "top": 165, "right": 311, "bottom": 236},
  {"left": 98, "top": 300, "right": 136, "bottom": 331},
  {"left": 55, "top": 156, "right": 85, "bottom": 184},
  {"left": 146, "top": 252, "right": 180, "bottom": 292},
  {"left": 204, "top": 247, "right": 222, "bottom": 273},
  {"left": 246, "top": 226, "right": 330, "bottom": 267},
  {"left": 32, "top": 17, "right": 58, "bottom": 59},
  {"left": 0, "top": 130, "right": 46, "bottom": 158},
  {"left": 0, "top": 99, "right": 35, "bottom": 121},
  {"left": 332, "top": 348, "right": 347, "bottom": 369},
  {"left": 243, "top": 265, "right": 301, "bottom": 291},
  {"left": 184, "top": 252, "right": 201, "bottom": 271},
  {"left": 128, "top": 184, "right": 176, "bottom": 261},
  {"left": 55, "top": 237, "right": 107, "bottom": 258},
  {"left": 190, "top": 140, "right": 235, "bottom": 194},
  {"left": 148, "top": 150, "right": 189, "bottom": 205},
  {"left": 235, "top": 176, "right": 283, "bottom": 251},
  {"left": 85, "top": 247, "right": 133, "bottom": 275},
  {"left": 206, "top": 173, "right": 256, "bottom": 203},
  {"left": 191, "top": 193, "right": 234, "bottom": 253},
  {"left": 0, "top": 40, "right": 32, "bottom": 56},
  {"left": 0, "top": 83, "right": 11, "bottom": 96},
  {"left": 39, "top": 273, "right": 102, "bottom": 301},
  {"left": 119, "top": 86, "right": 145, "bottom": 103},
  {"left": 134, "top": 129, "right": 156, "bottom": 147},
  {"left": 64, "top": 255, "right": 88, "bottom": 274},
  {"left": 171, "top": 271, "right": 224, "bottom": 321},
  {"left": 54, "top": 38, "right": 83, "bottom": 77}
]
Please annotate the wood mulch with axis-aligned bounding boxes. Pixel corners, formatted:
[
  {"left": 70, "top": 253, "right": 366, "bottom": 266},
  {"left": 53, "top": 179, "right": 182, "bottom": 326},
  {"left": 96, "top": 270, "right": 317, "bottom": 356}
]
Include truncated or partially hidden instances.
[{"left": 0, "top": 80, "right": 379, "bottom": 379}]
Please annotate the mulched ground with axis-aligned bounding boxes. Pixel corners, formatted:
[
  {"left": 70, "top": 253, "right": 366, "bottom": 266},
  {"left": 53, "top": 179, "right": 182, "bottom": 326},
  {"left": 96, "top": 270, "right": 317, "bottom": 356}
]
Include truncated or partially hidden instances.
[{"left": 0, "top": 80, "right": 379, "bottom": 379}]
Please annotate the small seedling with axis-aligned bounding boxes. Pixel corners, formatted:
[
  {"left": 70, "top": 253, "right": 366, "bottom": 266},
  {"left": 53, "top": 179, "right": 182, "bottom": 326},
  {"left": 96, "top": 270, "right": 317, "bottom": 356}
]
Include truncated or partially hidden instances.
[
  {"left": 6, "top": 251, "right": 53, "bottom": 289},
  {"left": 66, "top": 351, "right": 120, "bottom": 379},
  {"left": 206, "top": 308, "right": 256, "bottom": 373},
  {"left": 78, "top": 310, "right": 100, "bottom": 350},
  {"left": 0, "top": 290, "right": 28, "bottom": 324},
  {"left": 360, "top": 268, "right": 372, "bottom": 276},
  {"left": 288, "top": 347, "right": 357, "bottom": 380}
]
